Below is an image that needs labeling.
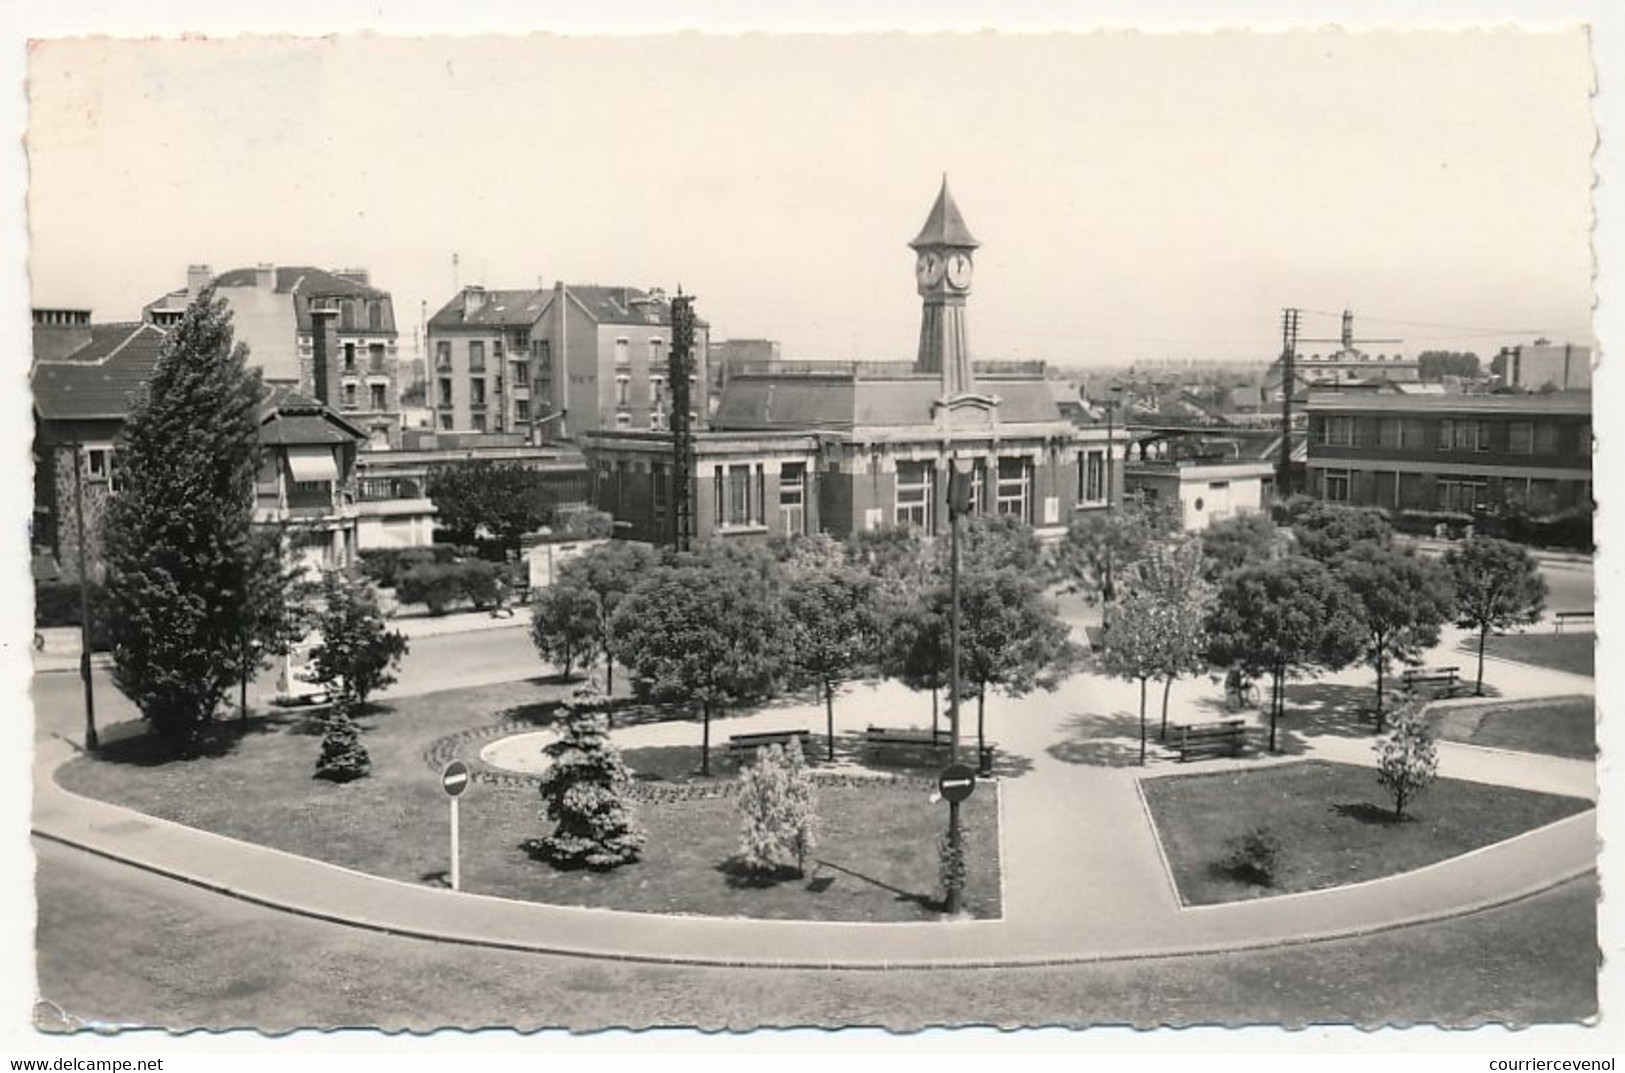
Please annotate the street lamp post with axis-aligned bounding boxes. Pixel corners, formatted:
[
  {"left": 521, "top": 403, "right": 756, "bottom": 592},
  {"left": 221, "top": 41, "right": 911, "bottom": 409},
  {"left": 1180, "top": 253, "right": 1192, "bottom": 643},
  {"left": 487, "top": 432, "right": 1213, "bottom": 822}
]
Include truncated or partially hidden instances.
[
  {"left": 945, "top": 455, "right": 972, "bottom": 917},
  {"left": 70, "top": 443, "right": 99, "bottom": 753}
]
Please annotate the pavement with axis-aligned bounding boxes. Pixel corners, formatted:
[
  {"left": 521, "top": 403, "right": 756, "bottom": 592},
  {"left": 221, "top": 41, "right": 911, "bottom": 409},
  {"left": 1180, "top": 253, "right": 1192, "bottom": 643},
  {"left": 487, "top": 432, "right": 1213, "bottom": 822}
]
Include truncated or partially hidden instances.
[{"left": 29, "top": 619, "right": 1598, "bottom": 970}]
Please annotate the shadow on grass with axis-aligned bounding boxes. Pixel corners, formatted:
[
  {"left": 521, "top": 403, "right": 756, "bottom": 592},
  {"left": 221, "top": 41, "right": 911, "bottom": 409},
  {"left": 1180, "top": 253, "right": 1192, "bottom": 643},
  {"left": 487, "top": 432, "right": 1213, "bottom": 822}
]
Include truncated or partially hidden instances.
[
  {"left": 1046, "top": 709, "right": 1159, "bottom": 768},
  {"left": 1331, "top": 801, "right": 1406, "bottom": 827},
  {"left": 88, "top": 711, "right": 301, "bottom": 767},
  {"left": 715, "top": 856, "right": 808, "bottom": 890},
  {"left": 812, "top": 858, "right": 942, "bottom": 912}
]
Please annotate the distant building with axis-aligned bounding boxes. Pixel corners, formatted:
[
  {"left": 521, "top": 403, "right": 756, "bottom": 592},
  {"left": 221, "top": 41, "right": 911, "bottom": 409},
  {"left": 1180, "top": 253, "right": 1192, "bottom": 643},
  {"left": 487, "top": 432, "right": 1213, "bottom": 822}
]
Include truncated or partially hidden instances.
[
  {"left": 1304, "top": 391, "right": 1591, "bottom": 516},
  {"left": 1120, "top": 428, "right": 1274, "bottom": 531},
  {"left": 426, "top": 283, "right": 711, "bottom": 441},
  {"left": 145, "top": 264, "right": 403, "bottom": 450},
  {"left": 1503, "top": 339, "right": 1592, "bottom": 392},
  {"left": 1268, "top": 309, "right": 1420, "bottom": 388}
]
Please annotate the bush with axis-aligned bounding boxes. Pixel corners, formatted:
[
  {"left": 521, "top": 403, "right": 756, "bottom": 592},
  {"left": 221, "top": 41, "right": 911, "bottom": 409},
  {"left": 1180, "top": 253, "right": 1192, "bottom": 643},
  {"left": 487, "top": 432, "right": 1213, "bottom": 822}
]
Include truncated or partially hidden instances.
[
  {"left": 735, "top": 739, "right": 819, "bottom": 877},
  {"left": 1218, "top": 825, "right": 1282, "bottom": 887},
  {"left": 548, "top": 505, "right": 614, "bottom": 543},
  {"left": 526, "top": 687, "right": 644, "bottom": 870},
  {"left": 314, "top": 694, "right": 371, "bottom": 782},
  {"left": 396, "top": 562, "right": 492, "bottom": 616},
  {"left": 33, "top": 579, "right": 113, "bottom": 651},
  {"left": 1375, "top": 707, "right": 1440, "bottom": 821},
  {"left": 357, "top": 548, "right": 439, "bottom": 589}
]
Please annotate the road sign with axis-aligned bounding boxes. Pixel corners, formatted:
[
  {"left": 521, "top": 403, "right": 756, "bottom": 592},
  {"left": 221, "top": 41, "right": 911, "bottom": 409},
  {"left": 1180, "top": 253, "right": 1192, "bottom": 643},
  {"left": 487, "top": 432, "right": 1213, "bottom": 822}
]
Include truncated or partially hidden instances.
[
  {"left": 441, "top": 760, "right": 471, "bottom": 798},
  {"left": 938, "top": 764, "right": 976, "bottom": 803}
]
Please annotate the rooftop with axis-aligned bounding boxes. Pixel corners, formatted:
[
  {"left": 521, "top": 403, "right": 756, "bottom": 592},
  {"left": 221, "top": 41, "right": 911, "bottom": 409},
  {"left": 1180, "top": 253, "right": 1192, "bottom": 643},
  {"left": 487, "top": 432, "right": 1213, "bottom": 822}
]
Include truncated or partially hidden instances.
[{"left": 1306, "top": 390, "right": 1591, "bottom": 415}]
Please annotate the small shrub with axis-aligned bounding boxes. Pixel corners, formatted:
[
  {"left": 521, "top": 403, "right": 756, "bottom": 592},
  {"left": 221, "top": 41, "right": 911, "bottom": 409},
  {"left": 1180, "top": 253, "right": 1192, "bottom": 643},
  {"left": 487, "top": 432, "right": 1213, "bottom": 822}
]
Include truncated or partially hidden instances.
[
  {"left": 314, "top": 695, "right": 371, "bottom": 782},
  {"left": 735, "top": 739, "right": 819, "bottom": 877},
  {"left": 396, "top": 562, "right": 466, "bottom": 615},
  {"left": 358, "top": 548, "right": 438, "bottom": 589},
  {"left": 1376, "top": 706, "right": 1440, "bottom": 821},
  {"left": 1218, "top": 825, "right": 1282, "bottom": 887},
  {"left": 458, "top": 560, "right": 503, "bottom": 610}
]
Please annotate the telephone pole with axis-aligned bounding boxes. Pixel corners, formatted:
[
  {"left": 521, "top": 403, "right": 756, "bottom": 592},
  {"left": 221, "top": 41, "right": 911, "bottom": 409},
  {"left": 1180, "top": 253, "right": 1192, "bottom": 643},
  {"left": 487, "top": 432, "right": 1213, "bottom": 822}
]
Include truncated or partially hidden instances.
[
  {"left": 1276, "top": 308, "right": 1300, "bottom": 500},
  {"left": 668, "top": 292, "right": 697, "bottom": 552}
]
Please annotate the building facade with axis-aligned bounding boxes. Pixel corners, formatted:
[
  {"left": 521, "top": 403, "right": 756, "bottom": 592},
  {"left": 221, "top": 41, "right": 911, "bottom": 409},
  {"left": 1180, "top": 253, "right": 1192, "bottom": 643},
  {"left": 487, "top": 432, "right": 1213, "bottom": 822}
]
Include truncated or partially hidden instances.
[
  {"left": 1304, "top": 391, "right": 1592, "bottom": 516},
  {"left": 1503, "top": 339, "right": 1592, "bottom": 392}
]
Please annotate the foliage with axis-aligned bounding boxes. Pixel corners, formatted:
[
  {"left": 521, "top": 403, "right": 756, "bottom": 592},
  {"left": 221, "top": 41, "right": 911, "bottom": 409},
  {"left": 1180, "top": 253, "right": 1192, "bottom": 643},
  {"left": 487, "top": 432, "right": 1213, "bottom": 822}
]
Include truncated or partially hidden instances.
[
  {"left": 529, "top": 582, "right": 600, "bottom": 680},
  {"left": 308, "top": 571, "right": 409, "bottom": 706},
  {"left": 1442, "top": 537, "right": 1549, "bottom": 695},
  {"left": 937, "top": 829, "right": 968, "bottom": 910},
  {"left": 102, "top": 285, "right": 274, "bottom": 749},
  {"left": 230, "top": 525, "right": 311, "bottom": 712},
  {"left": 395, "top": 560, "right": 504, "bottom": 615},
  {"left": 1205, "top": 555, "right": 1365, "bottom": 752},
  {"left": 545, "top": 505, "right": 615, "bottom": 543},
  {"left": 1052, "top": 497, "right": 1176, "bottom": 608},
  {"left": 942, "top": 512, "right": 1046, "bottom": 579},
  {"left": 783, "top": 565, "right": 881, "bottom": 761},
  {"left": 34, "top": 579, "right": 113, "bottom": 650},
  {"left": 1218, "top": 825, "right": 1282, "bottom": 887},
  {"left": 1198, "top": 512, "right": 1281, "bottom": 583},
  {"left": 734, "top": 739, "right": 819, "bottom": 877},
  {"left": 845, "top": 525, "right": 932, "bottom": 594},
  {"left": 1283, "top": 498, "right": 1394, "bottom": 562},
  {"left": 529, "top": 688, "right": 645, "bottom": 869},
  {"left": 1375, "top": 703, "right": 1440, "bottom": 821},
  {"left": 559, "top": 541, "right": 660, "bottom": 698},
  {"left": 612, "top": 548, "right": 787, "bottom": 775},
  {"left": 879, "top": 592, "right": 953, "bottom": 699},
  {"left": 358, "top": 547, "right": 449, "bottom": 588},
  {"left": 767, "top": 532, "right": 847, "bottom": 574},
  {"left": 1334, "top": 544, "right": 1456, "bottom": 732},
  {"left": 427, "top": 461, "right": 555, "bottom": 548},
  {"left": 1100, "top": 587, "right": 1170, "bottom": 765},
  {"left": 314, "top": 693, "right": 371, "bottom": 782},
  {"left": 1417, "top": 350, "right": 1482, "bottom": 381},
  {"left": 1123, "top": 539, "right": 1213, "bottom": 739}
]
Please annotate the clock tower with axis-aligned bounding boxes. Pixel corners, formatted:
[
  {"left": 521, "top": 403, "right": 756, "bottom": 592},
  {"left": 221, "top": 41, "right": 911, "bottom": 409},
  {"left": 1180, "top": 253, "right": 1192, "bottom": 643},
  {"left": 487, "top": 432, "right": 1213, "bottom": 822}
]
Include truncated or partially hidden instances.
[{"left": 910, "top": 177, "right": 979, "bottom": 397}]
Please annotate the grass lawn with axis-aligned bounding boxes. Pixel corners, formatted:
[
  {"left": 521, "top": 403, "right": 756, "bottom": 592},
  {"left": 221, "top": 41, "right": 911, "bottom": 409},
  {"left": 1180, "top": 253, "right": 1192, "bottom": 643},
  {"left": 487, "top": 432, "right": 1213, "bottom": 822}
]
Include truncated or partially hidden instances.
[
  {"left": 1427, "top": 695, "right": 1595, "bottom": 760},
  {"left": 55, "top": 679, "right": 999, "bottom": 922},
  {"left": 1141, "top": 759, "right": 1592, "bottom": 907},
  {"left": 1466, "top": 631, "right": 1594, "bottom": 678}
]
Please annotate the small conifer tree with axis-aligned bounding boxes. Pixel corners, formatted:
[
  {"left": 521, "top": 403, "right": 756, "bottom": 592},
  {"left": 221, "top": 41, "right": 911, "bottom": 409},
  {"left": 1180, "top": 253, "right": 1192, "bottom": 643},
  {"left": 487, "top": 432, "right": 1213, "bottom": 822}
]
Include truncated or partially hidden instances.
[
  {"left": 532, "top": 687, "right": 645, "bottom": 869},
  {"left": 736, "top": 738, "right": 819, "bottom": 876},
  {"left": 315, "top": 694, "right": 371, "bottom": 782},
  {"left": 1375, "top": 702, "right": 1439, "bottom": 821}
]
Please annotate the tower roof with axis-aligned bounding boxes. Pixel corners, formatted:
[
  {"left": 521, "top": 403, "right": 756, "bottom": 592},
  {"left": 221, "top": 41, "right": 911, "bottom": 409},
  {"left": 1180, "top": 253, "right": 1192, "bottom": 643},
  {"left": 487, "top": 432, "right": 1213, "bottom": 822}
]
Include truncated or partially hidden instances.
[{"left": 909, "top": 177, "right": 979, "bottom": 250}]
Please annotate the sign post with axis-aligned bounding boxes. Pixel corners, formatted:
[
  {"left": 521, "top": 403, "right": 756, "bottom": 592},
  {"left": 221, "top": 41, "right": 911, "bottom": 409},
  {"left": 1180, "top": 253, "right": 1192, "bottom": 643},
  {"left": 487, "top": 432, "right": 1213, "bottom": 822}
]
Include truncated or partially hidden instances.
[{"left": 441, "top": 760, "right": 471, "bottom": 890}]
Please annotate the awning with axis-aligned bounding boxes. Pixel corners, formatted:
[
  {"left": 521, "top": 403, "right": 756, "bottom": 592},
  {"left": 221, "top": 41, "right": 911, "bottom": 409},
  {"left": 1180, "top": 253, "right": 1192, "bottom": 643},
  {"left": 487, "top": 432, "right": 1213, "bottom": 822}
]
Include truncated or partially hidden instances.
[{"left": 286, "top": 446, "right": 338, "bottom": 483}]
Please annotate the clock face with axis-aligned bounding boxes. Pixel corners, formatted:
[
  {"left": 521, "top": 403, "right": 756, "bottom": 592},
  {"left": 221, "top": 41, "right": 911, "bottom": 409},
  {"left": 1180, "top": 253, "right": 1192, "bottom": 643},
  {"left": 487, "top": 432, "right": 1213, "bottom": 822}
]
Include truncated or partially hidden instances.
[
  {"left": 916, "top": 251, "right": 946, "bottom": 287},
  {"left": 946, "top": 252, "right": 973, "bottom": 289}
]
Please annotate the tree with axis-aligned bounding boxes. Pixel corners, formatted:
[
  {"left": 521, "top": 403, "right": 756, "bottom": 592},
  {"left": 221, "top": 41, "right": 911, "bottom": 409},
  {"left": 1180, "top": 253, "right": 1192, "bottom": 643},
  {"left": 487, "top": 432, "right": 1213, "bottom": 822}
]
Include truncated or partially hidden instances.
[
  {"left": 735, "top": 738, "right": 819, "bottom": 877},
  {"left": 845, "top": 524, "right": 932, "bottom": 595},
  {"left": 1126, "top": 540, "right": 1213, "bottom": 740},
  {"left": 1283, "top": 498, "right": 1394, "bottom": 562},
  {"left": 1442, "top": 537, "right": 1548, "bottom": 695},
  {"left": 103, "top": 286, "right": 277, "bottom": 750},
  {"left": 1205, "top": 556, "right": 1366, "bottom": 752},
  {"left": 942, "top": 512, "right": 1046, "bottom": 579},
  {"left": 529, "top": 687, "right": 645, "bottom": 869},
  {"left": 1375, "top": 701, "right": 1439, "bottom": 821},
  {"left": 929, "top": 569, "right": 1076, "bottom": 761},
  {"left": 529, "top": 581, "right": 599, "bottom": 681},
  {"left": 559, "top": 541, "right": 660, "bottom": 700},
  {"left": 783, "top": 565, "right": 880, "bottom": 762},
  {"left": 231, "top": 525, "right": 309, "bottom": 720},
  {"left": 315, "top": 692, "right": 371, "bottom": 782},
  {"left": 1334, "top": 545, "right": 1456, "bottom": 732},
  {"left": 1099, "top": 587, "right": 1167, "bottom": 765},
  {"left": 1417, "top": 350, "right": 1481, "bottom": 382},
  {"left": 426, "top": 461, "right": 554, "bottom": 549},
  {"left": 1053, "top": 497, "right": 1176, "bottom": 628},
  {"left": 308, "top": 571, "right": 409, "bottom": 707},
  {"left": 879, "top": 593, "right": 953, "bottom": 737},
  {"left": 1198, "top": 512, "right": 1281, "bottom": 583},
  {"left": 611, "top": 553, "right": 786, "bottom": 776}
]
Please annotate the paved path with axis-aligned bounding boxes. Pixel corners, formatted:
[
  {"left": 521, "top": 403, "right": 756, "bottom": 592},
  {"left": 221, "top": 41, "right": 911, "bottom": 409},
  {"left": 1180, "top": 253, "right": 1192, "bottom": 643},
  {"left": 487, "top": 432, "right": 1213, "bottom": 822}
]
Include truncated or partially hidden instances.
[{"left": 32, "top": 621, "right": 1596, "bottom": 969}]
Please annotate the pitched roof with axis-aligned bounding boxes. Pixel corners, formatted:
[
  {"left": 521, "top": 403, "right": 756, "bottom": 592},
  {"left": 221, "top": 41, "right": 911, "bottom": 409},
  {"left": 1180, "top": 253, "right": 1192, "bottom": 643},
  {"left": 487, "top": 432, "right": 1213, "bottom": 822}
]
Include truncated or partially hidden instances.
[
  {"left": 567, "top": 285, "right": 688, "bottom": 327},
  {"left": 213, "top": 265, "right": 386, "bottom": 299},
  {"left": 910, "top": 177, "right": 979, "bottom": 250},
  {"left": 31, "top": 323, "right": 168, "bottom": 419},
  {"left": 428, "top": 289, "right": 554, "bottom": 329}
]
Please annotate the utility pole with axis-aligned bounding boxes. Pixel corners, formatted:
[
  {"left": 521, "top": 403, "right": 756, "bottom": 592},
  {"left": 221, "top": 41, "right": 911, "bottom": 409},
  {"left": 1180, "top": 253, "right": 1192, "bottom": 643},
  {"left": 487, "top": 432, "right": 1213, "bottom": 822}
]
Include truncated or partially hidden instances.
[
  {"left": 70, "top": 443, "right": 98, "bottom": 753},
  {"left": 1276, "top": 308, "right": 1300, "bottom": 500},
  {"left": 945, "top": 457, "right": 971, "bottom": 917},
  {"left": 668, "top": 292, "right": 697, "bottom": 552}
]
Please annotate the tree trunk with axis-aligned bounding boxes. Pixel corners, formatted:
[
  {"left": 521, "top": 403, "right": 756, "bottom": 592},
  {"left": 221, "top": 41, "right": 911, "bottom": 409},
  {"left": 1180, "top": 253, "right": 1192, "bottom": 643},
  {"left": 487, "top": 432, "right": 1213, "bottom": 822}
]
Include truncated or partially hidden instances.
[
  {"left": 931, "top": 688, "right": 940, "bottom": 738},
  {"left": 701, "top": 700, "right": 712, "bottom": 777},
  {"left": 1373, "top": 651, "right": 1386, "bottom": 734},
  {"left": 1475, "top": 627, "right": 1488, "bottom": 696},
  {"left": 977, "top": 685, "right": 986, "bottom": 759},
  {"left": 1137, "top": 677, "right": 1148, "bottom": 765},
  {"left": 1159, "top": 677, "right": 1173, "bottom": 739},
  {"left": 825, "top": 681, "right": 836, "bottom": 763},
  {"left": 1268, "top": 669, "right": 1281, "bottom": 753}
]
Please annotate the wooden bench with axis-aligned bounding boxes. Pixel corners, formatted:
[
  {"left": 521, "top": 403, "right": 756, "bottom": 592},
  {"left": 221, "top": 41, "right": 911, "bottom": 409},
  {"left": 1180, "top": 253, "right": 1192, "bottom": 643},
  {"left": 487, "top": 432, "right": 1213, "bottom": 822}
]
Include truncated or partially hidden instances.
[
  {"left": 726, "top": 729, "right": 813, "bottom": 763},
  {"left": 1401, "top": 666, "right": 1461, "bottom": 697},
  {"left": 863, "top": 725, "right": 952, "bottom": 766},
  {"left": 1164, "top": 719, "right": 1247, "bottom": 762},
  {"left": 1555, "top": 610, "right": 1594, "bottom": 634}
]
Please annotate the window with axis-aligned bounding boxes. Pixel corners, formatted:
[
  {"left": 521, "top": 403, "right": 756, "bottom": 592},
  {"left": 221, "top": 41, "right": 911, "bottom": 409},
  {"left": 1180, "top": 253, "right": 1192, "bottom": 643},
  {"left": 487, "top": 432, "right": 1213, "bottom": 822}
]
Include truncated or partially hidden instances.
[
  {"left": 1439, "top": 419, "right": 1489, "bottom": 451},
  {"left": 895, "top": 460, "right": 935, "bottom": 528},
  {"left": 995, "top": 457, "right": 1031, "bottom": 520},
  {"left": 1534, "top": 423, "right": 1560, "bottom": 454},
  {"left": 437, "top": 378, "right": 453, "bottom": 408},
  {"left": 342, "top": 382, "right": 358, "bottom": 409},
  {"left": 493, "top": 339, "right": 504, "bottom": 361},
  {"left": 615, "top": 413, "right": 632, "bottom": 429},
  {"left": 438, "top": 413, "right": 453, "bottom": 430},
  {"left": 368, "top": 343, "right": 386, "bottom": 373},
  {"left": 369, "top": 383, "right": 386, "bottom": 410},
  {"left": 471, "top": 413, "right": 487, "bottom": 433},
  {"left": 1509, "top": 421, "right": 1534, "bottom": 454},
  {"left": 470, "top": 378, "right": 486, "bottom": 407},
  {"left": 342, "top": 342, "right": 357, "bottom": 374},
  {"left": 649, "top": 411, "right": 665, "bottom": 431},
  {"left": 1439, "top": 478, "right": 1486, "bottom": 513},
  {"left": 469, "top": 341, "right": 485, "bottom": 372},
  {"left": 616, "top": 375, "right": 630, "bottom": 407},
  {"left": 83, "top": 446, "right": 113, "bottom": 485},
  {"left": 512, "top": 361, "right": 529, "bottom": 386},
  {"left": 513, "top": 329, "right": 530, "bottom": 353},
  {"left": 435, "top": 340, "right": 452, "bottom": 370},
  {"left": 368, "top": 301, "right": 383, "bottom": 331},
  {"left": 1078, "top": 449, "right": 1107, "bottom": 505},
  {"left": 714, "top": 464, "right": 759, "bottom": 528},
  {"left": 536, "top": 340, "right": 552, "bottom": 374},
  {"left": 650, "top": 373, "right": 666, "bottom": 408},
  {"left": 780, "top": 463, "right": 806, "bottom": 536},
  {"left": 1324, "top": 469, "right": 1350, "bottom": 503},
  {"left": 614, "top": 337, "right": 630, "bottom": 367},
  {"left": 1577, "top": 422, "right": 1592, "bottom": 457},
  {"left": 515, "top": 399, "right": 531, "bottom": 423},
  {"left": 649, "top": 338, "right": 664, "bottom": 366},
  {"left": 1377, "top": 418, "right": 1403, "bottom": 448},
  {"left": 1322, "top": 416, "right": 1355, "bottom": 447}
]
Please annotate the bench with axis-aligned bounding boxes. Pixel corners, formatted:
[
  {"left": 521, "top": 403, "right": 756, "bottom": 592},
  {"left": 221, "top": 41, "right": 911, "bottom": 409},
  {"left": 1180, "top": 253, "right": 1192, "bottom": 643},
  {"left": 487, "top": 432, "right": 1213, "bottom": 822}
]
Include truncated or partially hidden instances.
[
  {"left": 725, "top": 729, "right": 813, "bottom": 763},
  {"left": 1164, "top": 719, "right": 1247, "bottom": 762},
  {"left": 862, "top": 725, "right": 953, "bottom": 766},
  {"left": 1401, "top": 666, "right": 1461, "bottom": 697},
  {"left": 1555, "top": 610, "right": 1594, "bottom": 634}
]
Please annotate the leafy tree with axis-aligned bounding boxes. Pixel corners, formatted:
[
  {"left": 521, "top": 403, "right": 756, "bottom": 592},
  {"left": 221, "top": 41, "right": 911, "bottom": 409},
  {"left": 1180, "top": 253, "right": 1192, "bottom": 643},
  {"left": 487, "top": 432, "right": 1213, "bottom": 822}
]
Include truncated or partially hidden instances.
[
  {"left": 547, "top": 505, "right": 614, "bottom": 542},
  {"left": 308, "top": 570, "right": 409, "bottom": 707},
  {"left": 1375, "top": 701, "right": 1439, "bottom": 821},
  {"left": 845, "top": 524, "right": 932, "bottom": 595},
  {"left": 1198, "top": 512, "right": 1281, "bottom": 583},
  {"left": 1417, "top": 350, "right": 1482, "bottom": 381},
  {"left": 1099, "top": 586, "right": 1167, "bottom": 765},
  {"left": 1125, "top": 540, "right": 1213, "bottom": 740},
  {"left": 1334, "top": 545, "right": 1455, "bottom": 732},
  {"left": 783, "top": 565, "right": 881, "bottom": 761},
  {"left": 1053, "top": 497, "right": 1176, "bottom": 630},
  {"left": 395, "top": 562, "right": 467, "bottom": 616},
  {"left": 315, "top": 692, "right": 371, "bottom": 782},
  {"left": 231, "top": 525, "right": 309, "bottom": 720},
  {"left": 879, "top": 593, "right": 953, "bottom": 737},
  {"left": 1442, "top": 537, "right": 1548, "bottom": 695},
  {"left": 529, "top": 581, "right": 599, "bottom": 681},
  {"left": 103, "top": 286, "right": 275, "bottom": 750},
  {"left": 927, "top": 569, "right": 1075, "bottom": 761},
  {"left": 767, "top": 532, "right": 847, "bottom": 574},
  {"left": 1281, "top": 498, "right": 1393, "bottom": 562},
  {"left": 611, "top": 554, "right": 786, "bottom": 776},
  {"left": 427, "top": 461, "right": 554, "bottom": 549},
  {"left": 1205, "top": 556, "right": 1366, "bottom": 752},
  {"left": 735, "top": 738, "right": 819, "bottom": 877},
  {"left": 529, "top": 687, "right": 645, "bottom": 869},
  {"left": 560, "top": 541, "right": 660, "bottom": 700},
  {"left": 942, "top": 512, "right": 1046, "bottom": 579}
]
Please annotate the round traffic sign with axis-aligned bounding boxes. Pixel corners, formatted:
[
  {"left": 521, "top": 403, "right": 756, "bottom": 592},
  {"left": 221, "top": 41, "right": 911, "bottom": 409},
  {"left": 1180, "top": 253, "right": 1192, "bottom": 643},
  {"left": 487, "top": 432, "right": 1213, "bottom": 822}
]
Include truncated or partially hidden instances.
[
  {"left": 441, "top": 759, "right": 472, "bottom": 798},
  {"left": 938, "top": 763, "right": 976, "bottom": 803}
]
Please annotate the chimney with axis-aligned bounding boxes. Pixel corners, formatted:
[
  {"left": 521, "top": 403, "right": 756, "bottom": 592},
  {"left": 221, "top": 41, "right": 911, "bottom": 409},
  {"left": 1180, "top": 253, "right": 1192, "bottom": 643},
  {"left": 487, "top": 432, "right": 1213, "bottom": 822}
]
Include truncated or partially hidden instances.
[
  {"left": 255, "top": 263, "right": 276, "bottom": 291},
  {"left": 462, "top": 285, "right": 487, "bottom": 319},
  {"left": 187, "top": 264, "right": 213, "bottom": 298},
  {"left": 311, "top": 306, "right": 338, "bottom": 406}
]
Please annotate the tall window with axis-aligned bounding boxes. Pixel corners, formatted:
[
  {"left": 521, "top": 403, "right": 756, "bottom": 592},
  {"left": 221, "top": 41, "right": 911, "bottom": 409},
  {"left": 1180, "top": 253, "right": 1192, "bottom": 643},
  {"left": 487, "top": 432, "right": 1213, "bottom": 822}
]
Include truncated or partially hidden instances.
[
  {"left": 616, "top": 375, "right": 630, "bottom": 407},
  {"left": 780, "top": 463, "right": 806, "bottom": 536},
  {"left": 714, "top": 464, "right": 760, "bottom": 528},
  {"left": 1321, "top": 416, "right": 1355, "bottom": 447},
  {"left": 1324, "top": 469, "right": 1350, "bottom": 502},
  {"left": 368, "top": 343, "right": 386, "bottom": 372},
  {"left": 895, "top": 460, "right": 934, "bottom": 528},
  {"left": 438, "top": 413, "right": 453, "bottom": 430},
  {"left": 342, "top": 342, "right": 357, "bottom": 374},
  {"left": 996, "top": 457, "right": 1031, "bottom": 520},
  {"left": 512, "top": 361, "right": 529, "bottom": 386},
  {"left": 1534, "top": 423, "right": 1560, "bottom": 454},
  {"left": 369, "top": 383, "right": 386, "bottom": 410},
  {"left": 514, "top": 399, "right": 531, "bottom": 423},
  {"left": 469, "top": 341, "right": 486, "bottom": 373},
  {"left": 470, "top": 378, "right": 486, "bottom": 407},
  {"left": 1377, "top": 418, "right": 1402, "bottom": 448},
  {"left": 472, "top": 413, "right": 487, "bottom": 433},
  {"left": 649, "top": 338, "right": 664, "bottom": 366},
  {"left": 1439, "top": 419, "right": 1488, "bottom": 451},
  {"left": 614, "top": 337, "right": 630, "bottom": 367},
  {"left": 1577, "top": 422, "right": 1591, "bottom": 457},
  {"left": 437, "top": 378, "right": 453, "bottom": 408},
  {"left": 1509, "top": 421, "right": 1534, "bottom": 454},
  {"left": 536, "top": 340, "right": 552, "bottom": 374},
  {"left": 493, "top": 339, "right": 504, "bottom": 361},
  {"left": 436, "top": 340, "right": 452, "bottom": 370},
  {"left": 342, "top": 382, "right": 358, "bottom": 409},
  {"left": 1079, "top": 449, "right": 1107, "bottom": 505}
]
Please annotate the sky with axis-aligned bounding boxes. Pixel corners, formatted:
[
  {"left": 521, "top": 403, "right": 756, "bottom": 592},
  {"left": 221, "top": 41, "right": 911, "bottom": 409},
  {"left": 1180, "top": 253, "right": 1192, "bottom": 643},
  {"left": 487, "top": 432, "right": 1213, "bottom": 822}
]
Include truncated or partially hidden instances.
[{"left": 22, "top": 29, "right": 1596, "bottom": 367}]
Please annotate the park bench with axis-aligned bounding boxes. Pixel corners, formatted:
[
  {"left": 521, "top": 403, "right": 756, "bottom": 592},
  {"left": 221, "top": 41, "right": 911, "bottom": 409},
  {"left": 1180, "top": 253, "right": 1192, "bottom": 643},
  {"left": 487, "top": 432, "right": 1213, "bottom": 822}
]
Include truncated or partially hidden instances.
[
  {"left": 862, "top": 725, "right": 953, "bottom": 766},
  {"left": 1401, "top": 666, "right": 1461, "bottom": 698},
  {"left": 725, "top": 729, "right": 813, "bottom": 763},
  {"left": 1554, "top": 610, "right": 1594, "bottom": 634},
  {"left": 1163, "top": 719, "right": 1247, "bottom": 762}
]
